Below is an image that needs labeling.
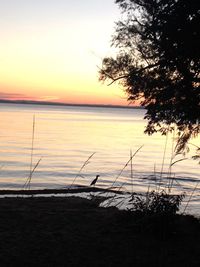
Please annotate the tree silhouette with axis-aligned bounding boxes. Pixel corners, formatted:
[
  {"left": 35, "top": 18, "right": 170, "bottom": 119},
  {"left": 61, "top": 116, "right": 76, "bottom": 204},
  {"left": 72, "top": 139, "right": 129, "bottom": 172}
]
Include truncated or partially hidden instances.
[{"left": 99, "top": 0, "right": 200, "bottom": 151}]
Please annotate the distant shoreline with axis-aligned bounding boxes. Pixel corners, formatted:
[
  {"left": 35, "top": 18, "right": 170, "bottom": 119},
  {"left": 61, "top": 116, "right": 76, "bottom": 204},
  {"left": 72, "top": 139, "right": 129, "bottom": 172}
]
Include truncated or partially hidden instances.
[{"left": 0, "top": 99, "right": 144, "bottom": 110}]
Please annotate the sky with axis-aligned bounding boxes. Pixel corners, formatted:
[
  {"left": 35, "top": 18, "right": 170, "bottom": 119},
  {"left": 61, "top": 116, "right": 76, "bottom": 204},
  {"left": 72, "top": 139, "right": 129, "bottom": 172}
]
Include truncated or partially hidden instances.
[{"left": 0, "top": 0, "right": 129, "bottom": 106}]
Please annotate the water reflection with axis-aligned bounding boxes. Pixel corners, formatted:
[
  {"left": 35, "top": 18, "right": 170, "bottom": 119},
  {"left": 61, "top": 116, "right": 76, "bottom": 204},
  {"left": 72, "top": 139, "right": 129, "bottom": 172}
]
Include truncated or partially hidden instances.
[{"left": 0, "top": 103, "right": 199, "bottom": 197}]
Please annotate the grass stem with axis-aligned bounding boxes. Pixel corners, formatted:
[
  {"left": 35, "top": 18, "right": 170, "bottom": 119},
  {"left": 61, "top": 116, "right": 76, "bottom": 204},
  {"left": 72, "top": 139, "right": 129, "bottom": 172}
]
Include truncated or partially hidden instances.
[{"left": 69, "top": 152, "right": 96, "bottom": 189}]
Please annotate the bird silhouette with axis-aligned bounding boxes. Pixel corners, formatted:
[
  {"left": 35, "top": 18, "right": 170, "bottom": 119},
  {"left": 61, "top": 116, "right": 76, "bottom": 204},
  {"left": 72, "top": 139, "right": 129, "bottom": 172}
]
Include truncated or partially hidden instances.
[{"left": 90, "top": 175, "right": 100, "bottom": 186}]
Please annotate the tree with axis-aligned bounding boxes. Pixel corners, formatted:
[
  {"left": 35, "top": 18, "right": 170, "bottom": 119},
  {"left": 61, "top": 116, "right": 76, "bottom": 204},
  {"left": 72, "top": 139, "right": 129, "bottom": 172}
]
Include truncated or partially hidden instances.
[{"left": 99, "top": 0, "right": 200, "bottom": 152}]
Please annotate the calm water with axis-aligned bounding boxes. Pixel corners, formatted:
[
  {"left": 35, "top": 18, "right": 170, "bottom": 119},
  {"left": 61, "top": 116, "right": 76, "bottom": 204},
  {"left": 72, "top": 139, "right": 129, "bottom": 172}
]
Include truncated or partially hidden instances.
[{"left": 0, "top": 103, "right": 199, "bottom": 214}]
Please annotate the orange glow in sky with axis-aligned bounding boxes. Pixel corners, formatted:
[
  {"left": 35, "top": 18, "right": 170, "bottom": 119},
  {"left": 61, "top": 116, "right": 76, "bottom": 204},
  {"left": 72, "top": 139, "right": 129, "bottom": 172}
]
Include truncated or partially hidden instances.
[{"left": 0, "top": 0, "right": 129, "bottom": 106}]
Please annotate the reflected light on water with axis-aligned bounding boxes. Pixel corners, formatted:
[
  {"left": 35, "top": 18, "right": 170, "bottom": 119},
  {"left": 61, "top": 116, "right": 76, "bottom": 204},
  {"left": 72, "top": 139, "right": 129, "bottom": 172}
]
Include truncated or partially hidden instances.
[{"left": 0, "top": 103, "right": 199, "bottom": 208}]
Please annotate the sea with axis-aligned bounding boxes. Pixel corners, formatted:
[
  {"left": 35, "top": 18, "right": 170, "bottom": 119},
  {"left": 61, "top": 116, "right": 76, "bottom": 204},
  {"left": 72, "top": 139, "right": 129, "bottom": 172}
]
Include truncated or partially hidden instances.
[{"left": 0, "top": 103, "right": 199, "bottom": 215}]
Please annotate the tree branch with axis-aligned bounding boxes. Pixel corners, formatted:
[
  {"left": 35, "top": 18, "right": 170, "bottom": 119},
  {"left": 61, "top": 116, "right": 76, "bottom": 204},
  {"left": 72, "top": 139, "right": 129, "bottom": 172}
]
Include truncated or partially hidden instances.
[
  {"left": 107, "top": 75, "right": 129, "bottom": 86},
  {"left": 102, "top": 62, "right": 160, "bottom": 86}
]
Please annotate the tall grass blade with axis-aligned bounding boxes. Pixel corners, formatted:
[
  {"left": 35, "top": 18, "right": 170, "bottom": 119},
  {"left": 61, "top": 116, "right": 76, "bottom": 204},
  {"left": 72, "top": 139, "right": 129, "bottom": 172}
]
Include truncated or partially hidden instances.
[
  {"left": 170, "top": 158, "right": 188, "bottom": 167},
  {"left": 183, "top": 182, "right": 199, "bottom": 214},
  {"left": 167, "top": 130, "right": 175, "bottom": 189},
  {"left": 23, "top": 115, "right": 36, "bottom": 190},
  {"left": 153, "top": 163, "right": 158, "bottom": 191},
  {"left": 23, "top": 157, "right": 42, "bottom": 190},
  {"left": 111, "top": 145, "right": 143, "bottom": 189},
  {"left": 105, "top": 146, "right": 143, "bottom": 207},
  {"left": 168, "top": 173, "right": 175, "bottom": 193},
  {"left": 30, "top": 115, "right": 35, "bottom": 179},
  {"left": 69, "top": 152, "right": 96, "bottom": 189},
  {"left": 130, "top": 149, "right": 133, "bottom": 195},
  {"left": 157, "top": 132, "right": 169, "bottom": 192},
  {"left": 160, "top": 132, "right": 168, "bottom": 179},
  {"left": 167, "top": 157, "right": 187, "bottom": 193}
]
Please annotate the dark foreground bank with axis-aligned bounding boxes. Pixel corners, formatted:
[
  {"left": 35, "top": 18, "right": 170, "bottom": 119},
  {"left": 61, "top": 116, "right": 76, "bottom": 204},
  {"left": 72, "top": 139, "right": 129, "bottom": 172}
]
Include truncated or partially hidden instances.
[{"left": 0, "top": 196, "right": 199, "bottom": 267}]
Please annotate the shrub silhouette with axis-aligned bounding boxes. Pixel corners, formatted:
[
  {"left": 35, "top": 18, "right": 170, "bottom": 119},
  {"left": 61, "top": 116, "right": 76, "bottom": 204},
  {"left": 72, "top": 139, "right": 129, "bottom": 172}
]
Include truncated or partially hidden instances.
[{"left": 130, "top": 190, "right": 184, "bottom": 215}]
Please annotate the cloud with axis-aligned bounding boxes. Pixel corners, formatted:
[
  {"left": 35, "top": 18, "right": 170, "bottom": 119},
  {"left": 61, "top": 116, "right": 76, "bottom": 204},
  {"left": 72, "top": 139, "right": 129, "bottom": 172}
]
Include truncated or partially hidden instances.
[
  {"left": 0, "top": 92, "right": 61, "bottom": 102},
  {"left": 0, "top": 92, "right": 38, "bottom": 100},
  {"left": 0, "top": 92, "right": 27, "bottom": 99},
  {"left": 38, "top": 96, "right": 60, "bottom": 101}
]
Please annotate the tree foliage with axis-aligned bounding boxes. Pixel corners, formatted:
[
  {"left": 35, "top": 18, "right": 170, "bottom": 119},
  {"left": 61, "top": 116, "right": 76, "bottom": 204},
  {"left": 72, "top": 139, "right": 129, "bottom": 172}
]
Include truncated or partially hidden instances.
[{"left": 99, "top": 0, "right": 200, "bottom": 150}]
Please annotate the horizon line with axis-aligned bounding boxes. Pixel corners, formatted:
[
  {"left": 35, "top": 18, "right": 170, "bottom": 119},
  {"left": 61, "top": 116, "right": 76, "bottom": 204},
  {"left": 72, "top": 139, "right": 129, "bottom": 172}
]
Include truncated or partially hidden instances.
[{"left": 0, "top": 98, "right": 143, "bottom": 109}]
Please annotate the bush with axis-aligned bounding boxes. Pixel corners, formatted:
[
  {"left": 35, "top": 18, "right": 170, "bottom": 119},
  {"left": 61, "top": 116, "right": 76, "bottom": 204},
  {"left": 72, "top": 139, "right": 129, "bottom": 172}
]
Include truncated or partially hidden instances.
[{"left": 129, "top": 190, "right": 184, "bottom": 215}]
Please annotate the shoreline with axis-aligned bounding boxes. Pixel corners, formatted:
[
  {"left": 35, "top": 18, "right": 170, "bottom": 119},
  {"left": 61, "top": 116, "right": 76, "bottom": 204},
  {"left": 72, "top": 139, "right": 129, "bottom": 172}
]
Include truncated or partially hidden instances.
[
  {"left": 0, "top": 99, "right": 144, "bottom": 110},
  {"left": 0, "top": 186, "right": 123, "bottom": 196},
  {"left": 0, "top": 187, "right": 199, "bottom": 218}
]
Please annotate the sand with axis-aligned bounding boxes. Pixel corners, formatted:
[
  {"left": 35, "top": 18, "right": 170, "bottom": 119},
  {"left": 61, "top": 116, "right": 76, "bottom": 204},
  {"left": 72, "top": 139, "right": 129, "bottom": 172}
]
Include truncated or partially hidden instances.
[{"left": 0, "top": 194, "right": 199, "bottom": 267}]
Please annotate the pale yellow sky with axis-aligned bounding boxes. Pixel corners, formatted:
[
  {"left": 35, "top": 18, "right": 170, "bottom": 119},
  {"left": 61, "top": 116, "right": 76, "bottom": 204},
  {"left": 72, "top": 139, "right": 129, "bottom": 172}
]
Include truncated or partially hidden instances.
[{"left": 0, "top": 0, "right": 128, "bottom": 105}]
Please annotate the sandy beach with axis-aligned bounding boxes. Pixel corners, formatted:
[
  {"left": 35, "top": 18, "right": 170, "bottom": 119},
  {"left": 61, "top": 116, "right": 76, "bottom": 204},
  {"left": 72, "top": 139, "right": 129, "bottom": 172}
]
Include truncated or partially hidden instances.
[{"left": 0, "top": 192, "right": 199, "bottom": 267}]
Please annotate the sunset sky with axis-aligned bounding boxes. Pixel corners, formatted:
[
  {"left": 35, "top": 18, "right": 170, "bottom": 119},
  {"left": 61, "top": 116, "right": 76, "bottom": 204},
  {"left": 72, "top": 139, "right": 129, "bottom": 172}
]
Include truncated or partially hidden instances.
[{"left": 0, "top": 0, "right": 129, "bottom": 106}]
